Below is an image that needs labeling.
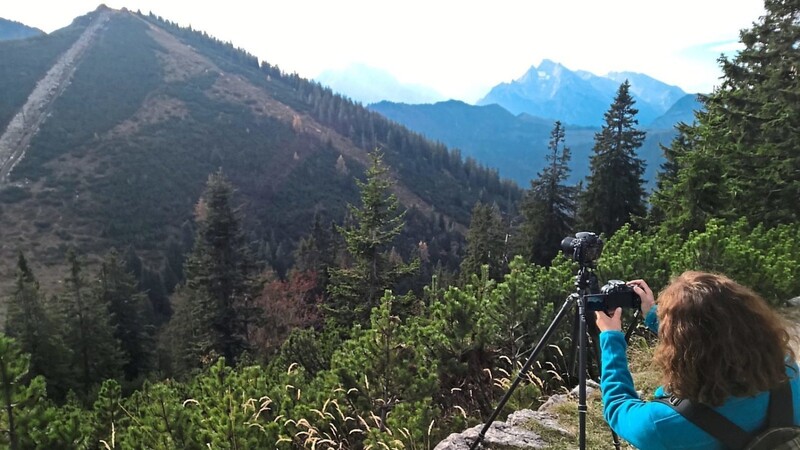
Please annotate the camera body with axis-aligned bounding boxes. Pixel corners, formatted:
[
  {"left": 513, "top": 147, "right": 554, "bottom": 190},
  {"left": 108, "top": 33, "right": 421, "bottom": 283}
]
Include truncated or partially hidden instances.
[
  {"left": 561, "top": 232, "right": 604, "bottom": 267},
  {"left": 584, "top": 280, "right": 641, "bottom": 312}
]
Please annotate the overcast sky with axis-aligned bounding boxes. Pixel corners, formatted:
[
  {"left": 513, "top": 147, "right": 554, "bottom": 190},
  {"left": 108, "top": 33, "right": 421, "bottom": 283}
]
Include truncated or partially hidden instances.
[{"left": 2, "top": 0, "right": 766, "bottom": 102}]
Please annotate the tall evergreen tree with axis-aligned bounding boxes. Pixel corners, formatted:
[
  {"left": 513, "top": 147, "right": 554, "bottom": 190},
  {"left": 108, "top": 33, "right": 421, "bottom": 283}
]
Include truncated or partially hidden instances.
[
  {"left": 4, "top": 253, "right": 70, "bottom": 400},
  {"left": 652, "top": 0, "right": 800, "bottom": 231},
  {"left": 646, "top": 121, "right": 721, "bottom": 232},
  {"left": 0, "top": 336, "right": 47, "bottom": 450},
  {"left": 59, "top": 249, "right": 124, "bottom": 396},
  {"left": 518, "top": 121, "right": 576, "bottom": 265},
  {"left": 459, "top": 201, "right": 507, "bottom": 282},
  {"left": 170, "top": 170, "right": 257, "bottom": 370},
  {"left": 326, "top": 151, "right": 418, "bottom": 329},
  {"left": 294, "top": 212, "right": 335, "bottom": 297},
  {"left": 95, "top": 250, "right": 154, "bottom": 382},
  {"left": 578, "top": 81, "right": 647, "bottom": 236}
]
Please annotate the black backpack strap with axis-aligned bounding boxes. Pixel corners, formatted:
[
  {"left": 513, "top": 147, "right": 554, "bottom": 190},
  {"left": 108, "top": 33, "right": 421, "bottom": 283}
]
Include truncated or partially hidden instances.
[
  {"left": 655, "top": 396, "right": 751, "bottom": 449},
  {"left": 768, "top": 381, "right": 793, "bottom": 428}
]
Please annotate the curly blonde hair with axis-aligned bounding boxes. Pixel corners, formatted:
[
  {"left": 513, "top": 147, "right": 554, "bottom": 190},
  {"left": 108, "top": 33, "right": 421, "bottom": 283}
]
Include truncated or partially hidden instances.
[{"left": 653, "top": 271, "right": 796, "bottom": 406}]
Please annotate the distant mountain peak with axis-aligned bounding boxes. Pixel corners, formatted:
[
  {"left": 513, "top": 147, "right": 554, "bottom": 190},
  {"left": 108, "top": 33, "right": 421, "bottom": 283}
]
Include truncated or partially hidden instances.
[
  {"left": 478, "top": 60, "right": 689, "bottom": 127},
  {"left": 537, "top": 58, "right": 564, "bottom": 72},
  {"left": 517, "top": 59, "right": 568, "bottom": 83}
]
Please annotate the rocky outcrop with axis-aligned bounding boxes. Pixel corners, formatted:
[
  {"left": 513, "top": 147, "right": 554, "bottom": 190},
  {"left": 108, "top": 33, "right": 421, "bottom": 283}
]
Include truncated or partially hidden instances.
[
  {"left": 434, "top": 409, "right": 564, "bottom": 450},
  {"left": 435, "top": 382, "right": 598, "bottom": 449}
]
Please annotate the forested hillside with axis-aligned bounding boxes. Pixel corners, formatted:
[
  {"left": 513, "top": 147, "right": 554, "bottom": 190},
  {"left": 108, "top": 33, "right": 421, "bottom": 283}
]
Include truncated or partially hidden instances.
[
  {"left": 0, "top": 7, "right": 519, "bottom": 298},
  {"left": 0, "top": 18, "right": 44, "bottom": 41},
  {"left": 368, "top": 99, "right": 679, "bottom": 187},
  {"left": 0, "top": 1, "right": 797, "bottom": 449}
]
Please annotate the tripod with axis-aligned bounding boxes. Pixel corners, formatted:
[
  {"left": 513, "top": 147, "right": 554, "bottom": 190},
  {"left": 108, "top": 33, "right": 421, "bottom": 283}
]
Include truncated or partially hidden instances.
[{"left": 468, "top": 265, "right": 640, "bottom": 450}]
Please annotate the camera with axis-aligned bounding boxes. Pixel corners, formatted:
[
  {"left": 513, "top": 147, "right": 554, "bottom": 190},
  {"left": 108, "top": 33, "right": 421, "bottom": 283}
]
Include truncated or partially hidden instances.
[
  {"left": 561, "top": 232, "right": 604, "bottom": 267},
  {"left": 584, "top": 280, "right": 641, "bottom": 312}
]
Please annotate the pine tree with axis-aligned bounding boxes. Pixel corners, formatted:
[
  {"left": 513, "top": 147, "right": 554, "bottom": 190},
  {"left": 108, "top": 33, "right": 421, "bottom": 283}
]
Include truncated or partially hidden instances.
[
  {"left": 330, "top": 292, "right": 439, "bottom": 443},
  {"left": 646, "top": 121, "right": 722, "bottom": 232},
  {"left": 294, "top": 212, "right": 335, "bottom": 296},
  {"left": 713, "top": 0, "right": 799, "bottom": 225},
  {"left": 95, "top": 250, "right": 154, "bottom": 382},
  {"left": 0, "top": 336, "right": 47, "bottom": 450},
  {"left": 459, "top": 201, "right": 507, "bottom": 282},
  {"left": 170, "top": 170, "right": 257, "bottom": 371},
  {"left": 59, "top": 249, "right": 124, "bottom": 396},
  {"left": 326, "top": 151, "right": 418, "bottom": 329},
  {"left": 4, "top": 254, "right": 69, "bottom": 392},
  {"left": 578, "top": 81, "right": 647, "bottom": 236},
  {"left": 651, "top": 0, "right": 800, "bottom": 230},
  {"left": 518, "top": 121, "right": 576, "bottom": 265}
]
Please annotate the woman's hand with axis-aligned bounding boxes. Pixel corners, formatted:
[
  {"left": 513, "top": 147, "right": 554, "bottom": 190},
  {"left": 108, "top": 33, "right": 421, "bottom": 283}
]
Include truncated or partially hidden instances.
[
  {"left": 595, "top": 307, "right": 622, "bottom": 332},
  {"left": 627, "top": 279, "right": 655, "bottom": 316}
]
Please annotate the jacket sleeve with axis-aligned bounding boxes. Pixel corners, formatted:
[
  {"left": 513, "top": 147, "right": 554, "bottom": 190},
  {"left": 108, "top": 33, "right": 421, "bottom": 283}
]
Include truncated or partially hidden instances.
[
  {"left": 600, "top": 330, "right": 667, "bottom": 450},
  {"left": 644, "top": 305, "right": 658, "bottom": 333}
]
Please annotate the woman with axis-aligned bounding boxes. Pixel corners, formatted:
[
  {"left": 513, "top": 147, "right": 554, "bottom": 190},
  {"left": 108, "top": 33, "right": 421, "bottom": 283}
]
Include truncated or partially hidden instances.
[{"left": 595, "top": 271, "right": 800, "bottom": 449}]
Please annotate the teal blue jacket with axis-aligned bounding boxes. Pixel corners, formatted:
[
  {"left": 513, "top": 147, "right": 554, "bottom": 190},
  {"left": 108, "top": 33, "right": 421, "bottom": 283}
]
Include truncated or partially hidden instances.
[{"left": 599, "top": 307, "right": 800, "bottom": 449}]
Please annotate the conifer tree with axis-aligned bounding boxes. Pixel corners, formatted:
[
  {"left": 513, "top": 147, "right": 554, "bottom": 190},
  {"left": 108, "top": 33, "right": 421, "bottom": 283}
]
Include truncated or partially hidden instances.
[
  {"left": 4, "top": 253, "right": 70, "bottom": 398},
  {"left": 651, "top": 0, "right": 800, "bottom": 230},
  {"left": 326, "top": 151, "right": 417, "bottom": 329},
  {"left": 518, "top": 121, "right": 576, "bottom": 265},
  {"left": 59, "top": 249, "right": 123, "bottom": 396},
  {"left": 95, "top": 250, "right": 154, "bottom": 382},
  {"left": 5, "top": 253, "right": 42, "bottom": 346},
  {"left": 170, "top": 170, "right": 256, "bottom": 371},
  {"left": 294, "top": 212, "right": 334, "bottom": 296},
  {"left": 0, "top": 336, "right": 47, "bottom": 450},
  {"left": 330, "top": 292, "right": 438, "bottom": 443},
  {"left": 460, "top": 201, "right": 507, "bottom": 282},
  {"left": 647, "top": 121, "right": 718, "bottom": 232},
  {"left": 578, "top": 81, "right": 647, "bottom": 236}
]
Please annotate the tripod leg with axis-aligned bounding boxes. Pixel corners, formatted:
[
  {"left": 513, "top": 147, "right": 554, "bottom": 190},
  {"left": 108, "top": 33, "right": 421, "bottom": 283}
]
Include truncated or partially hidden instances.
[
  {"left": 468, "top": 294, "right": 578, "bottom": 450},
  {"left": 568, "top": 306, "right": 580, "bottom": 385}
]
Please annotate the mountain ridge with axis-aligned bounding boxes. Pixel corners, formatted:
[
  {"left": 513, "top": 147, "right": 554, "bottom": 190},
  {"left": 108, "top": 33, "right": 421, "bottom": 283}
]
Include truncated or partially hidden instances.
[
  {"left": 0, "top": 7, "right": 518, "bottom": 297},
  {"left": 476, "top": 59, "right": 694, "bottom": 127},
  {"left": 369, "top": 98, "right": 690, "bottom": 188},
  {"left": 0, "top": 17, "right": 45, "bottom": 41}
]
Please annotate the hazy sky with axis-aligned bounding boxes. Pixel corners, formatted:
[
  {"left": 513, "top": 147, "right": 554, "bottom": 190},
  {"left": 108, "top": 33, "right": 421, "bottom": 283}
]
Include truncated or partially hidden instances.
[{"left": 2, "top": 0, "right": 766, "bottom": 102}]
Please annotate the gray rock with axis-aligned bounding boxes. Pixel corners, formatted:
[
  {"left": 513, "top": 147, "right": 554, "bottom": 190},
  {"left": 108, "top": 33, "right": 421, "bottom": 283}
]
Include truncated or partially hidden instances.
[
  {"left": 434, "top": 409, "right": 570, "bottom": 450},
  {"left": 569, "top": 379, "right": 599, "bottom": 398},
  {"left": 508, "top": 409, "right": 571, "bottom": 436},
  {"left": 788, "top": 296, "right": 800, "bottom": 307},
  {"left": 434, "top": 420, "right": 546, "bottom": 450},
  {"left": 435, "top": 381, "right": 602, "bottom": 449},
  {"left": 537, "top": 393, "right": 571, "bottom": 412}
]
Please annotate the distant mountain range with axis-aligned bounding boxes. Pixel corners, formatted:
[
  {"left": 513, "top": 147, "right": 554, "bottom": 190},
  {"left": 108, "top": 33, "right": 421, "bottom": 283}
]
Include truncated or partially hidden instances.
[
  {"left": 366, "top": 59, "right": 704, "bottom": 187},
  {"left": 477, "top": 59, "right": 696, "bottom": 127},
  {"left": 317, "top": 58, "right": 702, "bottom": 129},
  {"left": 369, "top": 99, "right": 685, "bottom": 189},
  {"left": 0, "top": 17, "right": 44, "bottom": 41},
  {"left": 321, "top": 59, "right": 702, "bottom": 188}
]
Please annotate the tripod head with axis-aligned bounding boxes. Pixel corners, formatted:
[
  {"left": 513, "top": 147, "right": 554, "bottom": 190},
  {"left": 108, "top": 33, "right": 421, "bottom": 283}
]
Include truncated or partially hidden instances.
[{"left": 574, "top": 265, "right": 601, "bottom": 296}]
